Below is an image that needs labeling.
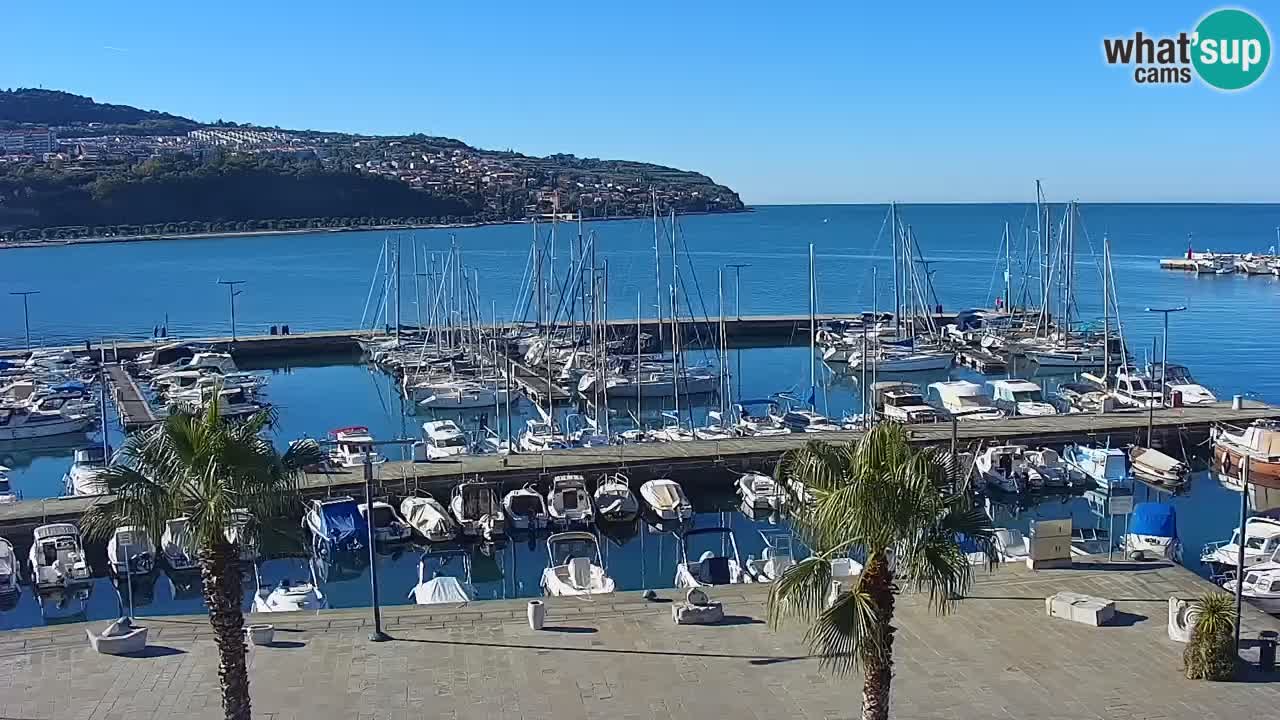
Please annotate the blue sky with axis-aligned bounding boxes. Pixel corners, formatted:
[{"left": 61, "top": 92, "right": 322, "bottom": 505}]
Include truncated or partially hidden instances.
[{"left": 2, "top": 1, "right": 1275, "bottom": 204}]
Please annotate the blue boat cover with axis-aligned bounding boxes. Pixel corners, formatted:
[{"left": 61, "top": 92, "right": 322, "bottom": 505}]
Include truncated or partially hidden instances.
[
  {"left": 52, "top": 381, "right": 87, "bottom": 393},
  {"left": 1131, "top": 503, "right": 1177, "bottom": 538},
  {"left": 320, "top": 499, "right": 367, "bottom": 544}
]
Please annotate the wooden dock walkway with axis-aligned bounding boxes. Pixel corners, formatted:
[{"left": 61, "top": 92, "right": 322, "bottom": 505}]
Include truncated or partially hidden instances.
[
  {"left": 506, "top": 359, "right": 571, "bottom": 404},
  {"left": 3, "top": 400, "right": 1277, "bottom": 539},
  {"left": 104, "top": 363, "right": 162, "bottom": 430}
]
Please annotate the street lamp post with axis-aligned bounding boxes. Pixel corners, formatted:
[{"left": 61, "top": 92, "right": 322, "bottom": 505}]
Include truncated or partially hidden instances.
[
  {"left": 217, "top": 280, "right": 246, "bottom": 341},
  {"left": 725, "top": 264, "right": 750, "bottom": 400},
  {"left": 1145, "top": 306, "right": 1187, "bottom": 408},
  {"left": 9, "top": 290, "right": 39, "bottom": 350}
]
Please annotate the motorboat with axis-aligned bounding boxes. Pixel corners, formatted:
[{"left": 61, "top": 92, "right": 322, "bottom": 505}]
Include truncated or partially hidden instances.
[
  {"left": 1110, "top": 369, "right": 1161, "bottom": 409},
  {"left": 0, "top": 537, "right": 20, "bottom": 599},
  {"left": 540, "top": 531, "right": 615, "bottom": 596},
  {"left": 359, "top": 500, "right": 413, "bottom": 543},
  {"left": 779, "top": 408, "right": 842, "bottom": 433},
  {"left": 1147, "top": 362, "right": 1216, "bottom": 405},
  {"left": 0, "top": 404, "right": 93, "bottom": 442},
  {"left": 1070, "top": 527, "right": 1112, "bottom": 556},
  {"left": 160, "top": 516, "right": 199, "bottom": 573},
  {"left": 1223, "top": 559, "right": 1280, "bottom": 614},
  {"left": 1120, "top": 502, "right": 1182, "bottom": 562},
  {"left": 974, "top": 445, "right": 1031, "bottom": 493},
  {"left": 400, "top": 495, "right": 457, "bottom": 542},
  {"left": 502, "top": 483, "right": 550, "bottom": 531},
  {"left": 649, "top": 412, "right": 696, "bottom": 443},
  {"left": 737, "top": 471, "right": 783, "bottom": 510},
  {"left": 1056, "top": 382, "right": 1107, "bottom": 413},
  {"left": 593, "top": 473, "right": 640, "bottom": 522},
  {"left": 1201, "top": 516, "right": 1280, "bottom": 568},
  {"left": 1021, "top": 337, "right": 1108, "bottom": 368},
  {"left": 173, "top": 385, "right": 266, "bottom": 419},
  {"left": 303, "top": 496, "right": 368, "bottom": 553},
  {"left": 546, "top": 474, "right": 594, "bottom": 528},
  {"left": 0, "top": 466, "right": 18, "bottom": 503},
  {"left": 1212, "top": 420, "right": 1280, "bottom": 512},
  {"left": 409, "top": 549, "right": 475, "bottom": 605},
  {"left": 414, "top": 380, "right": 508, "bottom": 410},
  {"left": 451, "top": 482, "right": 506, "bottom": 540},
  {"left": 517, "top": 419, "right": 565, "bottom": 453},
  {"left": 28, "top": 523, "right": 91, "bottom": 591},
  {"left": 327, "top": 426, "right": 386, "bottom": 468},
  {"left": 107, "top": 525, "right": 156, "bottom": 577},
  {"left": 62, "top": 446, "right": 110, "bottom": 496},
  {"left": 987, "top": 379, "right": 1058, "bottom": 417},
  {"left": 640, "top": 478, "right": 693, "bottom": 521},
  {"left": 692, "top": 411, "right": 736, "bottom": 440},
  {"left": 1022, "top": 447, "right": 1071, "bottom": 488},
  {"left": 872, "top": 382, "right": 949, "bottom": 424},
  {"left": 743, "top": 529, "right": 795, "bottom": 581},
  {"left": 224, "top": 508, "right": 258, "bottom": 563},
  {"left": 1129, "top": 446, "right": 1190, "bottom": 490},
  {"left": 1062, "top": 444, "right": 1132, "bottom": 490},
  {"left": 421, "top": 420, "right": 468, "bottom": 460},
  {"left": 928, "top": 381, "right": 1004, "bottom": 421},
  {"left": 848, "top": 346, "right": 954, "bottom": 373},
  {"left": 145, "top": 351, "right": 237, "bottom": 377},
  {"left": 730, "top": 400, "right": 791, "bottom": 437},
  {"left": 675, "top": 527, "right": 753, "bottom": 587},
  {"left": 253, "top": 561, "right": 325, "bottom": 613},
  {"left": 577, "top": 362, "right": 719, "bottom": 399}
]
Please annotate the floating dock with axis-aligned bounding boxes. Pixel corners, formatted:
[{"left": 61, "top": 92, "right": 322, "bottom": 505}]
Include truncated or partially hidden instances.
[
  {"left": 104, "top": 362, "right": 163, "bottom": 430},
  {"left": 3, "top": 400, "right": 1276, "bottom": 540}
]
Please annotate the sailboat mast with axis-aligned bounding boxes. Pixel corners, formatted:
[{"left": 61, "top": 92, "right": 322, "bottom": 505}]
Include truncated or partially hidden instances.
[
  {"left": 1103, "top": 233, "right": 1111, "bottom": 382},
  {"left": 890, "top": 202, "right": 901, "bottom": 335},
  {"left": 670, "top": 284, "right": 680, "bottom": 425},
  {"left": 1003, "top": 222, "right": 1012, "bottom": 311},
  {"left": 636, "top": 291, "right": 643, "bottom": 435},
  {"left": 719, "top": 268, "right": 727, "bottom": 415},
  {"left": 808, "top": 243, "right": 816, "bottom": 403},
  {"left": 652, "top": 188, "right": 663, "bottom": 347}
]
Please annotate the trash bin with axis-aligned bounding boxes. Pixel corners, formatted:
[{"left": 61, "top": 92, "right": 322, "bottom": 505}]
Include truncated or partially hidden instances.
[{"left": 1260, "top": 630, "right": 1278, "bottom": 671}]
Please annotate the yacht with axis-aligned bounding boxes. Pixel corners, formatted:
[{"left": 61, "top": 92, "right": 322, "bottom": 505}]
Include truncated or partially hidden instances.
[
  {"left": 502, "top": 483, "right": 550, "bottom": 531},
  {"left": 414, "top": 380, "right": 509, "bottom": 410},
  {"left": 546, "top": 474, "right": 594, "bottom": 528},
  {"left": 577, "top": 362, "right": 719, "bottom": 399},
  {"left": 517, "top": 419, "right": 565, "bottom": 453},
  {"left": 0, "top": 404, "right": 93, "bottom": 442},
  {"left": 409, "top": 549, "right": 474, "bottom": 605},
  {"left": 988, "top": 379, "right": 1058, "bottom": 417},
  {"left": 1222, "top": 557, "right": 1280, "bottom": 614},
  {"left": 0, "top": 537, "right": 20, "bottom": 599},
  {"left": 160, "top": 516, "right": 199, "bottom": 573},
  {"left": 975, "top": 445, "right": 1032, "bottom": 493},
  {"left": 1110, "top": 369, "right": 1161, "bottom": 409},
  {"left": 1147, "top": 362, "right": 1216, "bottom": 405},
  {"left": 421, "top": 420, "right": 469, "bottom": 460},
  {"left": 1063, "top": 444, "right": 1133, "bottom": 490},
  {"left": 640, "top": 478, "right": 693, "bottom": 521},
  {"left": 675, "top": 527, "right": 753, "bottom": 587},
  {"left": 63, "top": 446, "right": 110, "bottom": 496},
  {"left": 779, "top": 408, "right": 842, "bottom": 433},
  {"left": 541, "top": 532, "right": 615, "bottom": 596},
  {"left": 253, "top": 561, "right": 325, "bottom": 613},
  {"left": 107, "top": 525, "right": 156, "bottom": 577},
  {"left": 1023, "top": 447, "right": 1071, "bottom": 488},
  {"left": 303, "top": 496, "right": 368, "bottom": 553},
  {"left": 1212, "top": 420, "right": 1280, "bottom": 512},
  {"left": 1056, "top": 382, "right": 1107, "bottom": 413},
  {"left": 927, "top": 381, "right": 1004, "bottom": 421},
  {"left": 327, "top": 427, "right": 386, "bottom": 468},
  {"left": 1201, "top": 516, "right": 1280, "bottom": 569},
  {"left": 650, "top": 412, "right": 696, "bottom": 443},
  {"left": 737, "top": 471, "right": 783, "bottom": 510},
  {"left": 451, "top": 482, "right": 506, "bottom": 540},
  {"left": 1121, "top": 502, "right": 1182, "bottom": 562},
  {"left": 359, "top": 500, "right": 413, "bottom": 543},
  {"left": 873, "top": 382, "right": 949, "bottom": 424},
  {"left": 28, "top": 523, "right": 91, "bottom": 591},
  {"left": 399, "top": 495, "right": 457, "bottom": 542},
  {"left": 593, "top": 473, "right": 639, "bottom": 522},
  {"left": 145, "top": 351, "right": 237, "bottom": 378},
  {"left": 848, "top": 345, "right": 954, "bottom": 373}
]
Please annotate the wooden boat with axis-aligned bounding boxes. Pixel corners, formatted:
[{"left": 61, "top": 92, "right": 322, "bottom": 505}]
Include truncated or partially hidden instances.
[
  {"left": 1129, "top": 446, "right": 1190, "bottom": 490},
  {"left": 1213, "top": 420, "right": 1280, "bottom": 512}
]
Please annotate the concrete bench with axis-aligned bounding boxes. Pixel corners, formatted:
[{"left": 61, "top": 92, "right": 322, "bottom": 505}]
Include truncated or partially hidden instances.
[{"left": 1045, "top": 591, "right": 1116, "bottom": 627}]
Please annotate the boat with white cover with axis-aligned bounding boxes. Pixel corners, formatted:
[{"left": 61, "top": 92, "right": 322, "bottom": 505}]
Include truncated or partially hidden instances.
[
  {"left": 303, "top": 496, "right": 368, "bottom": 553},
  {"left": 28, "top": 523, "right": 91, "bottom": 591},
  {"left": 63, "top": 446, "right": 110, "bottom": 496},
  {"left": 1120, "top": 502, "right": 1182, "bottom": 562},
  {"left": 451, "top": 482, "right": 506, "bottom": 540},
  {"left": 640, "top": 478, "right": 693, "bottom": 521},
  {"left": 546, "top": 474, "right": 594, "bottom": 528},
  {"left": 1201, "top": 515, "right": 1280, "bottom": 568},
  {"left": 502, "top": 484, "right": 550, "bottom": 531},
  {"left": 160, "top": 516, "right": 199, "bottom": 572},
  {"left": 541, "top": 532, "right": 615, "bottom": 596},
  {"left": 359, "top": 500, "right": 413, "bottom": 543},
  {"left": 400, "top": 496, "right": 457, "bottom": 542},
  {"left": 987, "top": 379, "right": 1058, "bottom": 417},
  {"left": 675, "top": 527, "right": 754, "bottom": 587},
  {"left": 107, "top": 525, "right": 156, "bottom": 577},
  {"left": 409, "top": 549, "right": 474, "bottom": 605},
  {"left": 737, "top": 471, "right": 782, "bottom": 510},
  {"left": 928, "top": 381, "right": 1004, "bottom": 421},
  {"left": 593, "top": 474, "right": 639, "bottom": 522}
]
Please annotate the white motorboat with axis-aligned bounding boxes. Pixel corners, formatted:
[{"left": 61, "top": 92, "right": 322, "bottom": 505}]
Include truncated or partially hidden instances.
[
  {"left": 540, "top": 532, "right": 615, "bottom": 596},
  {"left": 675, "top": 527, "right": 753, "bottom": 587},
  {"left": 1201, "top": 516, "right": 1280, "bottom": 568},
  {"left": 253, "top": 561, "right": 325, "bottom": 613},
  {"left": 1120, "top": 502, "right": 1182, "bottom": 562},
  {"left": 359, "top": 500, "right": 413, "bottom": 543},
  {"left": 421, "top": 420, "right": 468, "bottom": 460},
  {"left": 1110, "top": 369, "right": 1162, "bottom": 409},
  {"left": 730, "top": 400, "right": 792, "bottom": 437},
  {"left": 1062, "top": 444, "right": 1132, "bottom": 490},
  {"left": 1147, "top": 362, "right": 1216, "bottom": 405},
  {"left": 975, "top": 445, "right": 1031, "bottom": 493},
  {"left": 0, "top": 466, "right": 19, "bottom": 503},
  {"left": 326, "top": 426, "right": 386, "bottom": 468},
  {"left": 62, "top": 446, "right": 110, "bottom": 496},
  {"left": 400, "top": 496, "right": 457, "bottom": 542},
  {"left": 1070, "top": 527, "right": 1113, "bottom": 556},
  {"left": 1022, "top": 344, "right": 1107, "bottom": 368},
  {"left": 28, "top": 523, "right": 91, "bottom": 591},
  {"left": 577, "top": 364, "right": 719, "bottom": 399},
  {"left": 414, "top": 380, "right": 509, "bottom": 410},
  {"left": 987, "top": 379, "right": 1058, "bottom": 417},
  {"left": 743, "top": 530, "right": 795, "bottom": 582},
  {"left": 640, "top": 478, "right": 693, "bottom": 521},
  {"left": 107, "top": 525, "right": 156, "bottom": 577},
  {"left": 872, "top": 382, "right": 950, "bottom": 424},
  {"left": 1022, "top": 447, "right": 1071, "bottom": 488},
  {"left": 160, "top": 516, "right": 199, "bottom": 572},
  {"left": 0, "top": 404, "right": 93, "bottom": 441},
  {"left": 1223, "top": 560, "right": 1280, "bottom": 614},
  {"left": 146, "top": 351, "right": 237, "bottom": 377},
  {"left": 737, "top": 471, "right": 782, "bottom": 510},
  {"left": 593, "top": 473, "right": 639, "bottom": 522},
  {"left": 451, "top": 482, "right": 506, "bottom": 540},
  {"left": 1129, "top": 446, "right": 1190, "bottom": 489},
  {"left": 517, "top": 419, "right": 565, "bottom": 453},
  {"left": 409, "top": 549, "right": 474, "bottom": 605},
  {"left": 546, "top": 474, "right": 594, "bottom": 528},
  {"left": 848, "top": 346, "right": 954, "bottom": 373},
  {"left": 779, "top": 409, "right": 842, "bottom": 433},
  {"left": 502, "top": 483, "right": 550, "bottom": 531},
  {"left": 303, "top": 496, "right": 368, "bottom": 553},
  {"left": 0, "top": 537, "right": 20, "bottom": 598},
  {"left": 224, "top": 508, "right": 258, "bottom": 563},
  {"left": 928, "top": 380, "right": 1004, "bottom": 421},
  {"left": 1057, "top": 382, "right": 1108, "bottom": 413}
]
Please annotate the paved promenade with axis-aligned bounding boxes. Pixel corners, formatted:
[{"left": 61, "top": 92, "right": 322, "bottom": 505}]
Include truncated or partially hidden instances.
[{"left": 1, "top": 560, "right": 1278, "bottom": 720}]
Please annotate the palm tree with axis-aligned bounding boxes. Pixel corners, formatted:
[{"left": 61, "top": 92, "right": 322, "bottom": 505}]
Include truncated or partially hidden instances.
[
  {"left": 1183, "top": 592, "right": 1238, "bottom": 680},
  {"left": 83, "top": 398, "right": 322, "bottom": 720},
  {"left": 768, "top": 424, "right": 996, "bottom": 720}
]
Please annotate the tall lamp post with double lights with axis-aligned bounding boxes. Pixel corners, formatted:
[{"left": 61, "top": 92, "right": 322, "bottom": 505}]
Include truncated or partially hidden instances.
[
  {"left": 1145, "top": 306, "right": 1186, "bottom": 407},
  {"left": 217, "top": 280, "right": 246, "bottom": 341},
  {"left": 9, "top": 290, "right": 39, "bottom": 350}
]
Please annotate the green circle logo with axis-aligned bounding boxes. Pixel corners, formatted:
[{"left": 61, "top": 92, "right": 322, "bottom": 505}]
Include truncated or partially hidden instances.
[{"left": 1193, "top": 8, "right": 1271, "bottom": 90}]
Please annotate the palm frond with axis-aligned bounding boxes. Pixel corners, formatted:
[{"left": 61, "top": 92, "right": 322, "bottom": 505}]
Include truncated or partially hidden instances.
[
  {"left": 805, "top": 582, "right": 881, "bottom": 676},
  {"left": 768, "top": 556, "right": 835, "bottom": 627}
]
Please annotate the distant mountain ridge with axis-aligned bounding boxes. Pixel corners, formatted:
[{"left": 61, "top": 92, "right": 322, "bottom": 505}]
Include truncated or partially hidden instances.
[{"left": 0, "top": 88, "right": 201, "bottom": 132}]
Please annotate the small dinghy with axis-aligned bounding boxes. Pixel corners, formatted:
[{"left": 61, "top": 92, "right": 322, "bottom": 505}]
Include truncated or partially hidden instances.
[
  {"left": 253, "top": 561, "right": 325, "bottom": 613},
  {"left": 1129, "top": 446, "right": 1190, "bottom": 490},
  {"left": 640, "top": 478, "right": 693, "bottom": 521},
  {"left": 546, "top": 474, "right": 594, "bottom": 528},
  {"left": 540, "top": 532, "right": 615, "bottom": 596},
  {"left": 409, "top": 549, "right": 474, "bottom": 605},
  {"left": 736, "top": 471, "right": 782, "bottom": 510},
  {"left": 400, "top": 496, "right": 457, "bottom": 542},
  {"left": 593, "top": 473, "right": 639, "bottom": 522},
  {"left": 303, "top": 497, "right": 367, "bottom": 554},
  {"left": 743, "top": 529, "right": 794, "bottom": 582},
  {"left": 359, "top": 500, "right": 413, "bottom": 544},
  {"left": 675, "top": 527, "right": 753, "bottom": 587},
  {"left": 502, "top": 484, "right": 550, "bottom": 531}
]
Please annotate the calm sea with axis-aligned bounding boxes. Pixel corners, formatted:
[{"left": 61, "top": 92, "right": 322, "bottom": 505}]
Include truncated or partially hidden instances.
[{"left": 1, "top": 203, "right": 1279, "bottom": 629}]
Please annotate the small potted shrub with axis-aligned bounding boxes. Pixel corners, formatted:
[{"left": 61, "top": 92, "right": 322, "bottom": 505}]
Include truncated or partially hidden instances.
[{"left": 1183, "top": 592, "right": 1238, "bottom": 680}]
